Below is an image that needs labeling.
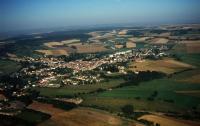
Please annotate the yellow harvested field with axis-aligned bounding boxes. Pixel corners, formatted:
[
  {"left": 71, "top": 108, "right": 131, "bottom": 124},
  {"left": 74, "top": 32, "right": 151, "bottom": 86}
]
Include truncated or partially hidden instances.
[
  {"left": 74, "top": 44, "right": 108, "bottom": 53},
  {"left": 129, "top": 58, "right": 194, "bottom": 74},
  {"left": 126, "top": 42, "right": 136, "bottom": 48},
  {"left": 115, "top": 44, "right": 124, "bottom": 49},
  {"left": 138, "top": 114, "right": 200, "bottom": 126},
  {"left": 44, "top": 39, "right": 80, "bottom": 48},
  {"left": 36, "top": 49, "right": 70, "bottom": 56},
  {"left": 88, "top": 32, "right": 101, "bottom": 37},
  {"left": 150, "top": 38, "right": 169, "bottom": 44},
  {"left": 128, "top": 37, "right": 150, "bottom": 42},
  {"left": 175, "top": 90, "right": 200, "bottom": 98},
  {"left": 180, "top": 40, "right": 200, "bottom": 44},
  {"left": 118, "top": 29, "right": 128, "bottom": 35},
  {"left": 68, "top": 42, "right": 83, "bottom": 46},
  {"left": 44, "top": 42, "right": 64, "bottom": 48},
  {"left": 28, "top": 101, "right": 64, "bottom": 115},
  {"left": 37, "top": 42, "right": 107, "bottom": 55},
  {"left": 61, "top": 39, "right": 80, "bottom": 44},
  {"left": 29, "top": 101, "right": 137, "bottom": 126}
]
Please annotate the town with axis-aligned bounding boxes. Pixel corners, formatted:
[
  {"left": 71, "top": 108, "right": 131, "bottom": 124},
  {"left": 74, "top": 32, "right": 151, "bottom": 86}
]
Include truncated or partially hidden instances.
[{"left": 7, "top": 44, "right": 169, "bottom": 88}]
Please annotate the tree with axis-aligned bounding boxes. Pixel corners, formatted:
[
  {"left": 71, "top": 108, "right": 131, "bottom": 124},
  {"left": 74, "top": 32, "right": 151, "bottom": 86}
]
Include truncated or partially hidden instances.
[{"left": 121, "top": 104, "right": 134, "bottom": 116}]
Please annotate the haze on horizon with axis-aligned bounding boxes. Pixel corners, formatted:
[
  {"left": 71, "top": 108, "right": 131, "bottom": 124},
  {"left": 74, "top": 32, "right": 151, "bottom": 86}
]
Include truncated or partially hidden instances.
[{"left": 0, "top": 0, "right": 200, "bottom": 34}]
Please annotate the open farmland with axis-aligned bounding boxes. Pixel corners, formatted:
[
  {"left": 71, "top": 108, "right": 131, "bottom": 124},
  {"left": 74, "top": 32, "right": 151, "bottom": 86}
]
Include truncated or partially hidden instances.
[
  {"left": 173, "top": 40, "right": 200, "bottom": 54},
  {"left": 186, "top": 43, "right": 200, "bottom": 54},
  {"left": 36, "top": 41, "right": 108, "bottom": 56},
  {"left": 34, "top": 79, "right": 125, "bottom": 97},
  {"left": 44, "top": 42, "right": 64, "bottom": 48},
  {"left": 118, "top": 29, "right": 128, "bottom": 35},
  {"left": 36, "top": 46, "right": 76, "bottom": 56},
  {"left": 129, "top": 58, "right": 194, "bottom": 74},
  {"left": 74, "top": 43, "right": 108, "bottom": 53},
  {"left": 82, "top": 96, "right": 183, "bottom": 113},
  {"left": 179, "top": 74, "right": 200, "bottom": 84},
  {"left": 36, "top": 39, "right": 81, "bottom": 56},
  {"left": 36, "top": 49, "right": 71, "bottom": 56},
  {"left": 128, "top": 37, "right": 150, "bottom": 42},
  {"left": 174, "top": 69, "right": 200, "bottom": 84},
  {"left": 178, "top": 53, "right": 200, "bottom": 67},
  {"left": 43, "top": 39, "right": 81, "bottom": 48},
  {"left": 126, "top": 41, "right": 136, "bottom": 48},
  {"left": 138, "top": 114, "right": 200, "bottom": 126},
  {"left": 150, "top": 38, "right": 169, "bottom": 44},
  {"left": 1, "top": 24, "right": 200, "bottom": 126},
  {"left": 82, "top": 72, "right": 200, "bottom": 113},
  {"left": 28, "top": 101, "right": 138, "bottom": 126},
  {"left": 180, "top": 40, "right": 200, "bottom": 54},
  {"left": 0, "top": 59, "right": 21, "bottom": 75}
]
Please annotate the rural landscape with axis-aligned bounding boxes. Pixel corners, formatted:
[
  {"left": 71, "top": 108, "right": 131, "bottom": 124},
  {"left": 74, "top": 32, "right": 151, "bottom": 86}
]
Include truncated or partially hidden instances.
[{"left": 1, "top": 0, "right": 200, "bottom": 126}]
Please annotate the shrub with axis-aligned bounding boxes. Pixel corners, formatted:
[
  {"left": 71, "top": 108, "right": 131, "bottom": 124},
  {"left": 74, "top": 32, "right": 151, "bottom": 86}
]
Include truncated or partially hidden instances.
[{"left": 121, "top": 104, "right": 134, "bottom": 116}]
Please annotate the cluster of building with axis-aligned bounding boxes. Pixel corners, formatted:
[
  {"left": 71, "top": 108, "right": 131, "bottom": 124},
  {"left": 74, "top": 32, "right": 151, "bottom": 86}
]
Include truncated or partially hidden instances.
[
  {"left": 65, "top": 60, "right": 107, "bottom": 72},
  {"left": 8, "top": 42, "right": 169, "bottom": 88}
]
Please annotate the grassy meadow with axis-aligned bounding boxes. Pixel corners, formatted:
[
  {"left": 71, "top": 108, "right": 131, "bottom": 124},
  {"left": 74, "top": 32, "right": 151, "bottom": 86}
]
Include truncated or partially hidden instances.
[
  {"left": 0, "top": 59, "right": 21, "bottom": 75},
  {"left": 82, "top": 69, "right": 200, "bottom": 113},
  {"left": 34, "top": 79, "right": 125, "bottom": 97}
]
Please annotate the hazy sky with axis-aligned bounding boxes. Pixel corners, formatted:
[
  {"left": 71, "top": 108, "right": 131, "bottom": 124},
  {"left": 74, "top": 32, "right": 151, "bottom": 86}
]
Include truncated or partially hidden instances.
[{"left": 1, "top": 0, "right": 200, "bottom": 33}]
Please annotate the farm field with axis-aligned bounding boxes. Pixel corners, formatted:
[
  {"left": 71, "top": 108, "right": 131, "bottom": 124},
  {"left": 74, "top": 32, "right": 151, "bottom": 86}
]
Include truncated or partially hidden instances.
[
  {"left": 150, "top": 38, "right": 169, "bottom": 44},
  {"left": 74, "top": 43, "right": 108, "bottom": 53},
  {"left": 128, "top": 58, "right": 194, "bottom": 74},
  {"left": 138, "top": 114, "right": 200, "bottom": 126},
  {"left": 126, "top": 41, "right": 136, "bottom": 48},
  {"left": 178, "top": 53, "right": 200, "bottom": 67},
  {"left": 1, "top": 24, "right": 200, "bottom": 126},
  {"left": 36, "top": 49, "right": 71, "bottom": 56},
  {"left": 180, "top": 40, "right": 200, "bottom": 54},
  {"left": 44, "top": 39, "right": 80, "bottom": 48},
  {"left": 34, "top": 79, "right": 125, "bottom": 97},
  {"left": 0, "top": 59, "right": 21, "bottom": 75},
  {"left": 36, "top": 41, "right": 108, "bottom": 56},
  {"left": 28, "top": 101, "right": 139, "bottom": 126},
  {"left": 82, "top": 71, "right": 200, "bottom": 113}
]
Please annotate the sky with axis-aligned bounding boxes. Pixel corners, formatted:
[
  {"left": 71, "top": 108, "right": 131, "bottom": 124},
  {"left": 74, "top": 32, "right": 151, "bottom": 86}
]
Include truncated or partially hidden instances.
[{"left": 0, "top": 0, "right": 200, "bottom": 33}]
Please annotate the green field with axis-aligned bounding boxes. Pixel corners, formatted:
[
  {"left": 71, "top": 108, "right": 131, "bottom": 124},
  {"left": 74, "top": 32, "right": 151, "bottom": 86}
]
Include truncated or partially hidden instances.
[
  {"left": 171, "top": 43, "right": 200, "bottom": 67},
  {"left": 82, "top": 70, "right": 200, "bottom": 113},
  {"left": 0, "top": 59, "right": 21, "bottom": 75},
  {"left": 34, "top": 79, "right": 125, "bottom": 97},
  {"left": 178, "top": 53, "right": 200, "bottom": 67}
]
